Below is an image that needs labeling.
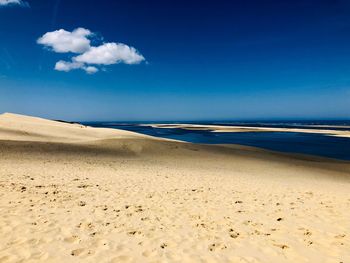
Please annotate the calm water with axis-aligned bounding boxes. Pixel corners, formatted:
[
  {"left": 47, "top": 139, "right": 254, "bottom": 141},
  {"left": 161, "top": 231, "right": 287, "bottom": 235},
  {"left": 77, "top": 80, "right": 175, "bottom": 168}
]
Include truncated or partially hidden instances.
[{"left": 84, "top": 121, "right": 350, "bottom": 161}]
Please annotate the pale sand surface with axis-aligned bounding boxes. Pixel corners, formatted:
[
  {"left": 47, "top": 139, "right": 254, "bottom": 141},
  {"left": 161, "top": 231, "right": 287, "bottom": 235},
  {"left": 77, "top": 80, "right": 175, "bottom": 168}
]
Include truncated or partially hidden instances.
[
  {"left": 0, "top": 113, "right": 154, "bottom": 143},
  {"left": 149, "top": 124, "right": 350, "bottom": 138},
  {"left": 1, "top": 113, "right": 350, "bottom": 263}
]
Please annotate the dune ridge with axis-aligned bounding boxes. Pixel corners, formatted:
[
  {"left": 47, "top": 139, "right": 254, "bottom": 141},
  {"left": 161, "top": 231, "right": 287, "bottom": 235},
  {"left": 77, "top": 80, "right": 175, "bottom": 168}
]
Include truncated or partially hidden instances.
[
  {"left": 0, "top": 113, "right": 349, "bottom": 263},
  {"left": 0, "top": 112, "right": 151, "bottom": 143}
]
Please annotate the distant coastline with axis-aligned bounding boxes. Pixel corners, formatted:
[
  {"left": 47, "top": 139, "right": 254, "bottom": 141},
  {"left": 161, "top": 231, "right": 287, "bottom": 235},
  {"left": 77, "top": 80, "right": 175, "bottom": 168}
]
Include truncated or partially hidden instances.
[{"left": 85, "top": 121, "right": 350, "bottom": 161}]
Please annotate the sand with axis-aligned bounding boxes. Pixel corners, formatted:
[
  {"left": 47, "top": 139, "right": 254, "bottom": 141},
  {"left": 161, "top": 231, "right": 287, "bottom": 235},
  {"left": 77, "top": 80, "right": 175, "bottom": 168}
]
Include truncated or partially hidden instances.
[{"left": 0, "top": 113, "right": 350, "bottom": 263}]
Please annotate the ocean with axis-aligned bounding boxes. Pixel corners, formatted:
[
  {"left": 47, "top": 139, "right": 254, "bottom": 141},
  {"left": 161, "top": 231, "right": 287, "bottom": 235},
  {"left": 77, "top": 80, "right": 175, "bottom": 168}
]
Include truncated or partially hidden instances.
[{"left": 83, "top": 120, "right": 350, "bottom": 161}]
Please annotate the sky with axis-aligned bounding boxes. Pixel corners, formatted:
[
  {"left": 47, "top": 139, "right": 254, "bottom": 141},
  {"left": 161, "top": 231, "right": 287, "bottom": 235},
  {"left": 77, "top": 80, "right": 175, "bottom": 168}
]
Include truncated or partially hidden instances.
[{"left": 1, "top": 0, "right": 350, "bottom": 121}]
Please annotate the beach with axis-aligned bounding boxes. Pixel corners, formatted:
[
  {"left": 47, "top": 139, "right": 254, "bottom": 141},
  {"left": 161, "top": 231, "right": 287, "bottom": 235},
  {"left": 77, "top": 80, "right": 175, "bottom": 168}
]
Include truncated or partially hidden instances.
[{"left": 0, "top": 113, "right": 350, "bottom": 263}]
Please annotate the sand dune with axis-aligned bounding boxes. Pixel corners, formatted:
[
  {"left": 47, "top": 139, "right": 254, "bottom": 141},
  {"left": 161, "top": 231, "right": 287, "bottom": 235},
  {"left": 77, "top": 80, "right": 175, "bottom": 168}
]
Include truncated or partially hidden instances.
[
  {"left": 0, "top": 113, "right": 150, "bottom": 142},
  {"left": 0, "top": 113, "right": 349, "bottom": 262}
]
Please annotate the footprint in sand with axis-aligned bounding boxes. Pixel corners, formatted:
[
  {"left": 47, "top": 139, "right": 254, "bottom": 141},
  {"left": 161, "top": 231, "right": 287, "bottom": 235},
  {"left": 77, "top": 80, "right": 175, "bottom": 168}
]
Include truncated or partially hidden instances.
[
  {"left": 142, "top": 250, "right": 158, "bottom": 258},
  {"left": 64, "top": 235, "right": 80, "bottom": 244},
  {"left": 229, "top": 229, "right": 240, "bottom": 238},
  {"left": 70, "top": 248, "right": 91, "bottom": 256},
  {"left": 208, "top": 242, "right": 227, "bottom": 251},
  {"left": 273, "top": 244, "right": 289, "bottom": 249}
]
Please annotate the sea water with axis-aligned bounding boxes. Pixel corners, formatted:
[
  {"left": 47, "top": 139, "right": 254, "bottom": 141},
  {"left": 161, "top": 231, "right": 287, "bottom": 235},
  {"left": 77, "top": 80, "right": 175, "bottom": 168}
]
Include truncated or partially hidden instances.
[{"left": 84, "top": 121, "right": 350, "bottom": 161}]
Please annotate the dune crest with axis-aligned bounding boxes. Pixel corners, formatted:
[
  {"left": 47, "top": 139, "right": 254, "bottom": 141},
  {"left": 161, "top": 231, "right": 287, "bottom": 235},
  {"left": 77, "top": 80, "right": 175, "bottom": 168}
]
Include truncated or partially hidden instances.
[{"left": 0, "top": 112, "right": 148, "bottom": 143}]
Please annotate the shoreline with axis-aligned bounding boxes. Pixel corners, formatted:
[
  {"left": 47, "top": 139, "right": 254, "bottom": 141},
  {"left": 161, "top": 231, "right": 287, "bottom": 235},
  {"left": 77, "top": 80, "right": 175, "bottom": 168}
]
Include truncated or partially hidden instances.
[{"left": 146, "top": 123, "right": 350, "bottom": 138}]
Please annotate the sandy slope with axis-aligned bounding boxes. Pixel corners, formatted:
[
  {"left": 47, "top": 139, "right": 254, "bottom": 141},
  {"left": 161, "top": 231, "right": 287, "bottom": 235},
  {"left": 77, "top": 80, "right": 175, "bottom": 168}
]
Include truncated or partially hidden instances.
[
  {"left": 0, "top": 113, "right": 350, "bottom": 263},
  {"left": 0, "top": 113, "right": 150, "bottom": 142}
]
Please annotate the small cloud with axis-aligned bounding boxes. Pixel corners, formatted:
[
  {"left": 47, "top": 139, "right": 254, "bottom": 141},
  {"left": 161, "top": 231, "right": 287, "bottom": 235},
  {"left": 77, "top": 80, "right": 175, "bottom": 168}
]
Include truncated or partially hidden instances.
[
  {"left": 54, "top": 60, "right": 84, "bottom": 72},
  {"left": 74, "top": 42, "right": 145, "bottom": 65},
  {"left": 38, "top": 27, "right": 145, "bottom": 74},
  {"left": 0, "top": 0, "right": 29, "bottom": 7},
  {"left": 54, "top": 60, "right": 98, "bottom": 74},
  {"left": 37, "top": 28, "right": 92, "bottom": 53},
  {"left": 84, "top": 66, "right": 98, "bottom": 74}
]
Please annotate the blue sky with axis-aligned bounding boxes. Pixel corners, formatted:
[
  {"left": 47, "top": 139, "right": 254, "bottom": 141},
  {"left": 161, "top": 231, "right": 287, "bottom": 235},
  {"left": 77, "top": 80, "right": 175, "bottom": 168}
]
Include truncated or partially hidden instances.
[{"left": 1, "top": 0, "right": 350, "bottom": 121}]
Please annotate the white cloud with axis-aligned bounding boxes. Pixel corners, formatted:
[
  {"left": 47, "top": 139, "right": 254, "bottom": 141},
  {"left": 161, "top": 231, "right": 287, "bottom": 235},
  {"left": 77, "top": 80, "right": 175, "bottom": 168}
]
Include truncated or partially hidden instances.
[
  {"left": 54, "top": 60, "right": 84, "bottom": 72},
  {"left": 54, "top": 60, "right": 98, "bottom": 74},
  {"left": 0, "top": 0, "right": 29, "bottom": 7},
  {"left": 37, "top": 28, "right": 92, "bottom": 53},
  {"left": 74, "top": 42, "right": 145, "bottom": 65},
  {"left": 84, "top": 66, "right": 98, "bottom": 74},
  {"left": 38, "top": 27, "right": 145, "bottom": 74}
]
